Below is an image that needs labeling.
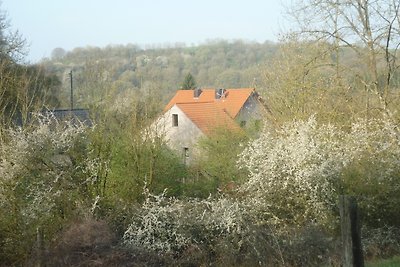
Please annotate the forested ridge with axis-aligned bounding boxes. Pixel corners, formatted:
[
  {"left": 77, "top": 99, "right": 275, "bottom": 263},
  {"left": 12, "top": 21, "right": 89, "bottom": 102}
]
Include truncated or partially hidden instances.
[{"left": 42, "top": 40, "right": 278, "bottom": 108}]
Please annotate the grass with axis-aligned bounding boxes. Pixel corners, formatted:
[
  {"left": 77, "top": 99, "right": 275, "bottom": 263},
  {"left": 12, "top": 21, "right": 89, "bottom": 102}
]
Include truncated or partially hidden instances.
[{"left": 366, "top": 256, "right": 400, "bottom": 267}]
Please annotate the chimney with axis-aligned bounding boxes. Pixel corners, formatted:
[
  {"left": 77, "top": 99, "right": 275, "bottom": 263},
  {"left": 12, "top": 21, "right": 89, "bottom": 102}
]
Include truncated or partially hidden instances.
[{"left": 194, "top": 88, "right": 202, "bottom": 98}]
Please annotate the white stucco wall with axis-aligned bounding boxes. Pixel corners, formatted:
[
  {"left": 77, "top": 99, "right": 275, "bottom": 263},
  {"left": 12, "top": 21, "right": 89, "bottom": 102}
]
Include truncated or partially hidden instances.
[{"left": 154, "top": 105, "right": 204, "bottom": 164}]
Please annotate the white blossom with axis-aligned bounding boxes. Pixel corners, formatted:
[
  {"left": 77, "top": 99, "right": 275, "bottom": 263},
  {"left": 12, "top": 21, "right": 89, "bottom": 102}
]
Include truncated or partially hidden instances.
[{"left": 238, "top": 116, "right": 400, "bottom": 226}]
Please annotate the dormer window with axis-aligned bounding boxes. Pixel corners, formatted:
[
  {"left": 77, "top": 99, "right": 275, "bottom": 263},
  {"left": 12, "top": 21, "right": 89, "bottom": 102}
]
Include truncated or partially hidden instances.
[
  {"left": 215, "top": 88, "right": 226, "bottom": 99},
  {"left": 194, "top": 88, "right": 202, "bottom": 98},
  {"left": 172, "top": 114, "right": 178, "bottom": 127}
]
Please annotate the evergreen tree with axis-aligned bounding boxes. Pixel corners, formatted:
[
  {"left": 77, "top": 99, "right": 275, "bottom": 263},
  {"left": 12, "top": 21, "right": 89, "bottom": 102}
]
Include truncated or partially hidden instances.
[{"left": 181, "top": 72, "right": 196, "bottom": 90}]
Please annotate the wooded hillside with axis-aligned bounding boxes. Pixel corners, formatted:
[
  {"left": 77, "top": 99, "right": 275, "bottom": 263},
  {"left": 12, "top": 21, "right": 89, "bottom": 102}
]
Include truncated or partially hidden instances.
[{"left": 41, "top": 40, "right": 278, "bottom": 108}]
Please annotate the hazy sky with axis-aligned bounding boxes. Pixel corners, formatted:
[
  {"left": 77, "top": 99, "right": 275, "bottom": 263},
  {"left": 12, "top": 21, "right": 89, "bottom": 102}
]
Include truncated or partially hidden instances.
[{"left": 2, "top": 0, "right": 289, "bottom": 63}]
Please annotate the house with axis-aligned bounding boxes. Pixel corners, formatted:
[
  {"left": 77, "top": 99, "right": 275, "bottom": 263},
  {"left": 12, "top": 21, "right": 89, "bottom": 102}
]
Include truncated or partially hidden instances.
[{"left": 153, "top": 88, "right": 265, "bottom": 163}]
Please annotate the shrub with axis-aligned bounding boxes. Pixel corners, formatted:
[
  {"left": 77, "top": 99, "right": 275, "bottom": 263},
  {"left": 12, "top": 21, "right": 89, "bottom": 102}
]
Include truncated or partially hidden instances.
[
  {"left": 238, "top": 116, "right": 344, "bottom": 227},
  {"left": 122, "top": 188, "right": 340, "bottom": 266},
  {"left": 121, "top": 116, "right": 400, "bottom": 265},
  {"left": 238, "top": 116, "right": 400, "bottom": 229},
  {"left": 123, "top": 189, "right": 190, "bottom": 254},
  {"left": 193, "top": 127, "right": 248, "bottom": 195},
  {"left": 0, "top": 114, "right": 96, "bottom": 264},
  {"left": 363, "top": 226, "right": 400, "bottom": 260},
  {"left": 43, "top": 218, "right": 115, "bottom": 266},
  {"left": 43, "top": 217, "right": 170, "bottom": 267},
  {"left": 123, "top": 189, "right": 249, "bottom": 257}
]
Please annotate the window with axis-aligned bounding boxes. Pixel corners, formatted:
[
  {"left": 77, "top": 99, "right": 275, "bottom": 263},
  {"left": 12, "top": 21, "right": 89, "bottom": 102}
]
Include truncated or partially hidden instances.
[
  {"left": 172, "top": 114, "right": 178, "bottom": 127},
  {"left": 183, "top": 147, "right": 189, "bottom": 164},
  {"left": 184, "top": 147, "right": 189, "bottom": 157}
]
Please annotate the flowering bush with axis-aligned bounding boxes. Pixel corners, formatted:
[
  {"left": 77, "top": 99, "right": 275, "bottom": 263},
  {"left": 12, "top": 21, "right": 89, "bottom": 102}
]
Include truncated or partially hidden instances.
[
  {"left": 123, "top": 189, "right": 190, "bottom": 254},
  {"left": 2, "top": 118, "right": 84, "bottom": 208},
  {"left": 238, "top": 117, "right": 344, "bottom": 226},
  {"left": 122, "top": 116, "right": 400, "bottom": 265},
  {"left": 123, "top": 188, "right": 250, "bottom": 256},
  {"left": 122, "top": 186, "right": 339, "bottom": 265},
  {"left": 238, "top": 116, "right": 400, "bottom": 228},
  {"left": 0, "top": 114, "right": 96, "bottom": 264}
]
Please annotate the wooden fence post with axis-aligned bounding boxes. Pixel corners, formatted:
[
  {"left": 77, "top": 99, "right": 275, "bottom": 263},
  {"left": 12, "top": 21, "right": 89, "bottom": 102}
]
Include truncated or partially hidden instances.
[
  {"left": 35, "top": 227, "right": 44, "bottom": 267},
  {"left": 339, "top": 195, "right": 364, "bottom": 267}
]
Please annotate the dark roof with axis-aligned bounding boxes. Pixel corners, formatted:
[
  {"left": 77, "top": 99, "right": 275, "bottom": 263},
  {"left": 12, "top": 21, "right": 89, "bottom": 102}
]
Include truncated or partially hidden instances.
[
  {"left": 52, "top": 109, "right": 91, "bottom": 126},
  {"left": 51, "top": 109, "right": 90, "bottom": 121},
  {"left": 38, "top": 109, "right": 92, "bottom": 127}
]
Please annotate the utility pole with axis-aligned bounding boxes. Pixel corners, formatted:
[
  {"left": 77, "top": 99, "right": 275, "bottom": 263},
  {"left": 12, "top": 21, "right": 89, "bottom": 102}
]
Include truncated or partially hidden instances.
[{"left": 69, "top": 70, "right": 74, "bottom": 111}]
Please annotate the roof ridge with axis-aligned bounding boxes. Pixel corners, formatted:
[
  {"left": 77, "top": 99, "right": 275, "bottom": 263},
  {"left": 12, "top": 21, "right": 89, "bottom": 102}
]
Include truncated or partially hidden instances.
[
  {"left": 174, "top": 88, "right": 254, "bottom": 93},
  {"left": 176, "top": 101, "right": 214, "bottom": 105},
  {"left": 164, "top": 87, "right": 256, "bottom": 117}
]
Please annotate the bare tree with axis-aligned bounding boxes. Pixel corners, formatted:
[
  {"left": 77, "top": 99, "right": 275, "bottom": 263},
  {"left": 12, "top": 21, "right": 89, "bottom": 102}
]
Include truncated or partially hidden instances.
[
  {"left": 288, "top": 0, "right": 400, "bottom": 117},
  {"left": 261, "top": 38, "right": 359, "bottom": 125},
  {"left": 0, "top": 4, "right": 60, "bottom": 127},
  {"left": 0, "top": 2, "right": 26, "bottom": 62}
]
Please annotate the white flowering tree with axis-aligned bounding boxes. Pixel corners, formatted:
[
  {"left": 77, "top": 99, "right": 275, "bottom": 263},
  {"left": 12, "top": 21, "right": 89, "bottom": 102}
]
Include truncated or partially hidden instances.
[
  {"left": 123, "top": 187, "right": 251, "bottom": 257},
  {"left": 123, "top": 189, "right": 190, "bottom": 254},
  {"left": 0, "top": 115, "right": 97, "bottom": 263},
  {"left": 238, "top": 116, "right": 400, "bottom": 228},
  {"left": 120, "top": 115, "right": 400, "bottom": 264}
]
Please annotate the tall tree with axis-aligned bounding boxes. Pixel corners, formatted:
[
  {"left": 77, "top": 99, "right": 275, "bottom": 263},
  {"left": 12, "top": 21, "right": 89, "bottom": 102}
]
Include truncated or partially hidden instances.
[
  {"left": 0, "top": 3, "right": 26, "bottom": 62},
  {"left": 287, "top": 0, "right": 400, "bottom": 118},
  {"left": 0, "top": 3, "right": 60, "bottom": 126},
  {"left": 261, "top": 39, "right": 358, "bottom": 125},
  {"left": 181, "top": 72, "right": 196, "bottom": 90}
]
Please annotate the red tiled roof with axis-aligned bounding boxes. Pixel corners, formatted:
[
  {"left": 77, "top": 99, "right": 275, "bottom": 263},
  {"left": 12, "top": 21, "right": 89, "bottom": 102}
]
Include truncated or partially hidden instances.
[
  {"left": 176, "top": 102, "right": 242, "bottom": 135},
  {"left": 164, "top": 88, "right": 254, "bottom": 119}
]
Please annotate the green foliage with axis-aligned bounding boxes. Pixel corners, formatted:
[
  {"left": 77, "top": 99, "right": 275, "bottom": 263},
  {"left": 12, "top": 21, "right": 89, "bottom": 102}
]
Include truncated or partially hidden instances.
[
  {"left": 0, "top": 5, "right": 60, "bottom": 127},
  {"left": 341, "top": 152, "right": 400, "bottom": 228},
  {"left": 148, "top": 145, "right": 186, "bottom": 196},
  {"left": 181, "top": 72, "right": 196, "bottom": 90},
  {"left": 0, "top": 57, "right": 61, "bottom": 127},
  {"left": 191, "top": 128, "right": 248, "bottom": 196},
  {"left": 85, "top": 87, "right": 187, "bottom": 226},
  {"left": 363, "top": 226, "right": 400, "bottom": 260},
  {"left": 0, "top": 116, "right": 93, "bottom": 264},
  {"left": 42, "top": 40, "right": 277, "bottom": 107},
  {"left": 104, "top": 133, "right": 185, "bottom": 203},
  {"left": 239, "top": 116, "right": 400, "bottom": 230},
  {"left": 366, "top": 256, "right": 400, "bottom": 267}
]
